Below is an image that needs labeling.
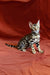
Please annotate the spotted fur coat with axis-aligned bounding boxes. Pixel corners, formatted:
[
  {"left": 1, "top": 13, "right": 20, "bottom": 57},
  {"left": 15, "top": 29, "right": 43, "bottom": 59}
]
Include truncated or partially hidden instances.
[{"left": 5, "top": 20, "right": 44, "bottom": 54}]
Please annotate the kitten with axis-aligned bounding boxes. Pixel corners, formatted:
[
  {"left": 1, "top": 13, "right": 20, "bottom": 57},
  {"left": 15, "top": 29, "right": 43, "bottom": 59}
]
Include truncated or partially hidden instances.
[{"left": 5, "top": 20, "right": 44, "bottom": 54}]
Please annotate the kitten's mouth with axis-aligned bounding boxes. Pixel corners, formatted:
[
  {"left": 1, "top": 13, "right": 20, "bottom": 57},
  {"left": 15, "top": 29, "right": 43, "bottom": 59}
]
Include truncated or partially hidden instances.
[{"left": 33, "top": 27, "right": 37, "bottom": 31}]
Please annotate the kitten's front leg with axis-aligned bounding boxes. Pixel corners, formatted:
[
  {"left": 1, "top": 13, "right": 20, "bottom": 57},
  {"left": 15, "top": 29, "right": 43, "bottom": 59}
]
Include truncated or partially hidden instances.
[
  {"left": 31, "top": 44, "right": 36, "bottom": 54},
  {"left": 36, "top": 43, "right": 44, "bottom": 53},
  {"left": 29, "top": 39, "right": 36, "bottom": 54}
]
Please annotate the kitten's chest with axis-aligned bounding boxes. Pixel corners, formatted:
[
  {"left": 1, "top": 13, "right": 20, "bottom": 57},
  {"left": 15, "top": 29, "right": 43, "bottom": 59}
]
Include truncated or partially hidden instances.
[
  {"left": 25, "top": 33, "right": 40, "bottom": 42},
  {"left": 32, "top": 34, "right": 40, "bottom": 43},
  {"left": 32, "top": 34, "right": 40, "bottom": 39}
]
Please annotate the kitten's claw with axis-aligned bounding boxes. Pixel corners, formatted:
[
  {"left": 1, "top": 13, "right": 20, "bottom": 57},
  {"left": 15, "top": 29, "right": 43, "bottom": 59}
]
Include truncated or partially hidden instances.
[{"left": 32, "top": 49, "right": 36, "bottom": 54}]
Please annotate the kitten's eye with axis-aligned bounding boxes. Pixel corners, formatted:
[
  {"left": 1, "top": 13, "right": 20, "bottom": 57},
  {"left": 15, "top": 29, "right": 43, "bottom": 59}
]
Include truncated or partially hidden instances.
[{"left": 34, "top": 24, "right": 36, "bottom": 26}]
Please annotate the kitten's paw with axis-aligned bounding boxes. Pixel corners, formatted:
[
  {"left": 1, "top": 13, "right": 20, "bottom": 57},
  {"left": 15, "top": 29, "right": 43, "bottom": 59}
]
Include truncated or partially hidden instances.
[
  {"left": 39, "top": 50, "right": 44, "bottom": 53},
  {"left": 32, "top": 50, "right": 36, "bottom": 54},
  {"left": 22, "top": 49, "right": 26, "bottom": 52}
]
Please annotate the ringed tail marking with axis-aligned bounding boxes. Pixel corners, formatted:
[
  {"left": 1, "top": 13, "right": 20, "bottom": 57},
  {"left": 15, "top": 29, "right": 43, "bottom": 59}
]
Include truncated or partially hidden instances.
[{"left": 5, "top": 43, "right": 16, "bottom": 48}]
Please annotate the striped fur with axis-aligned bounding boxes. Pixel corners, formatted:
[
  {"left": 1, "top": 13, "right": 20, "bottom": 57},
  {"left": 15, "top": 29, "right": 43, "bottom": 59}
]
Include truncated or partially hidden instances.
[{"left": 5, "top": 20, "right": 44, "bottom": 54}]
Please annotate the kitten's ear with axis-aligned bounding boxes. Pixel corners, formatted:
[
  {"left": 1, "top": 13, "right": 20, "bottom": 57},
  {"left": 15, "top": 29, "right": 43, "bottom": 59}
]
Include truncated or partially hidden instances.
[
  {"left": 36, "top": 20, "right": 40, "bottom": 26},
  {"left": 29, "top": 22, "right": 33, "bottom": 29}
]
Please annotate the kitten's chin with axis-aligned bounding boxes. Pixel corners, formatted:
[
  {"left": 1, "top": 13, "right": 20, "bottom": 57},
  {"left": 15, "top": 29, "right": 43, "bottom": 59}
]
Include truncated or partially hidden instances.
[{"left": 35, "top": 30, "right": 39, "bottom": 34}]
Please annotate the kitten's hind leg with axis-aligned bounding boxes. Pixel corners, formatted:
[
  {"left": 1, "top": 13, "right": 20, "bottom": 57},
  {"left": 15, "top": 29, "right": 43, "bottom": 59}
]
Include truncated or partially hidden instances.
[
  {"left": 20, "top": 48, "right": 26, "bottom": 52},
  {"left": 31, "top": 44, "right": 36, "bottom": 54},
  {"left": 36, "top": 43, "right": 44, "bottom": 53}
]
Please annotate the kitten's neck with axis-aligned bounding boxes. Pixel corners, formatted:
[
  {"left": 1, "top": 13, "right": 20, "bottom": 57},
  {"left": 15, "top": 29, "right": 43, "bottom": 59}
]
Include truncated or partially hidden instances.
[{"left": 31, "top": 31, "right": 39, "bottom": 35}]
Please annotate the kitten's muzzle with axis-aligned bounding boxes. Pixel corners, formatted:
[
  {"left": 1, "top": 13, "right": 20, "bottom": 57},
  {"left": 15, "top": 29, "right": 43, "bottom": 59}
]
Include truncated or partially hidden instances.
[{"left": 32, "top": 27, "right": 37, "bottom": 31}]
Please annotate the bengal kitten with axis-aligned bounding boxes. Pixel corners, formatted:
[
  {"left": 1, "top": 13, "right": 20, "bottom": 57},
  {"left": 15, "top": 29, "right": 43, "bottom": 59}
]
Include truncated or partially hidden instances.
[{"left": 5, "top": 20, "right": 44, "bottom": 54}]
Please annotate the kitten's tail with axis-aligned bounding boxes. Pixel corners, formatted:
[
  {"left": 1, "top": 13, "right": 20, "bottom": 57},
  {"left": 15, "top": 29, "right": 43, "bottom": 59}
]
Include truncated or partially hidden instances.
[{"left": 5, "top": 43, "right": 16, "bottom": 48}]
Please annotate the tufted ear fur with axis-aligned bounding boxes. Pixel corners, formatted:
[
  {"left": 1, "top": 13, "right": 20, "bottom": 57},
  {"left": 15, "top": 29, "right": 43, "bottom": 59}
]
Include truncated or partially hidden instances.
[
  {"left": 36, "top": 20, "right": 40, "bottom": 27},
  {"left": 29, "top": 22, "right": 33, "bottom": 29}
]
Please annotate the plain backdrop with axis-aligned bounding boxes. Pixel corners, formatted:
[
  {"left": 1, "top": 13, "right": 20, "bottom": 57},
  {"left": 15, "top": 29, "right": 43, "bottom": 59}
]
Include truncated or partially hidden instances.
[{"left": 0, "top": 0, "right": 50, "bottom": 75}]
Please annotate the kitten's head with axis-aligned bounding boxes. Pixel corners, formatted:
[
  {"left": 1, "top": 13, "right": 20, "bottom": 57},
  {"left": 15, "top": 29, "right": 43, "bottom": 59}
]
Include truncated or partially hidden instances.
[{"left": 29, "top": 20, "right": 40, "bottom": 33}]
